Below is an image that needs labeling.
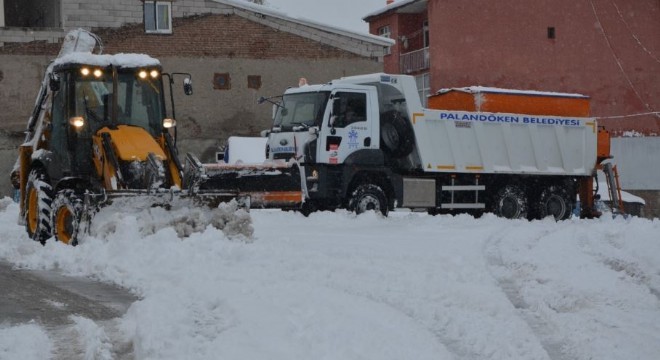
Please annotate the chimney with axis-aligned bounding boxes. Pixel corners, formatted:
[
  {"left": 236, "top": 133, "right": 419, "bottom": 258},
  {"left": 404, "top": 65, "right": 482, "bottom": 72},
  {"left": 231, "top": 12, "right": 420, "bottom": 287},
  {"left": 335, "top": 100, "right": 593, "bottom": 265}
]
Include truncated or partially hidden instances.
[{"left": 387, "top": 0, "right": 394, "bottom": 4}]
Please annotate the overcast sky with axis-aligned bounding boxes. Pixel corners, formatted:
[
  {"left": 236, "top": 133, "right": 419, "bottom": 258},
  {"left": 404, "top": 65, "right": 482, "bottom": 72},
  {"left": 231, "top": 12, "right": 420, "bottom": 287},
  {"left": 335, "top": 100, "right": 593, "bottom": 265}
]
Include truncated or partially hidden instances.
[{"left": 263, "top": 0, "right": 390, "bottom": 34}]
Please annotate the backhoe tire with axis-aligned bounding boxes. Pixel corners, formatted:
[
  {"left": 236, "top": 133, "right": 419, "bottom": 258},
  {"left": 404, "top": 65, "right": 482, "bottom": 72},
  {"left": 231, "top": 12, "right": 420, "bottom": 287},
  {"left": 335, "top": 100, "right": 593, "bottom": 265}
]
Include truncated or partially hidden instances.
[
  {"left": 25, "top": 168, "right": 53, "bottom": 244},
  {"left": 380, "top": 110, "right": 414, "bottom": 158},
  {"left": 349, "top": 184, "right": 389, "bottom": 216},
  {"left": 51, "top": 190, "right": 84, "bottom": 246},
  {"left": 535, "top": 185, "right": 573, "bottom": 221},
  {"left": 493, "top": 184, "right": 528, "bottom": 220}
]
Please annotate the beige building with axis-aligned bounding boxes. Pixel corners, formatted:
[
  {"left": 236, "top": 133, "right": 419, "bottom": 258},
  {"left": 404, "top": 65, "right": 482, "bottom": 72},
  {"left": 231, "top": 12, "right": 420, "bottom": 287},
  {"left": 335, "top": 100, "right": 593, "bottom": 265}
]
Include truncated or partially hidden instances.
[{"left": 0, "top": 0, "right": 392, "bottom": 196}]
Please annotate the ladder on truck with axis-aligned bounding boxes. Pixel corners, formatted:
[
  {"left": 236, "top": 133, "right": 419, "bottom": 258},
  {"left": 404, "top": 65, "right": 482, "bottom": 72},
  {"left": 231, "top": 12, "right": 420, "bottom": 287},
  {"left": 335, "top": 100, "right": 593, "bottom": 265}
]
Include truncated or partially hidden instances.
[{"left": 601, "top": 162, "right": 626, "bottom": 215}]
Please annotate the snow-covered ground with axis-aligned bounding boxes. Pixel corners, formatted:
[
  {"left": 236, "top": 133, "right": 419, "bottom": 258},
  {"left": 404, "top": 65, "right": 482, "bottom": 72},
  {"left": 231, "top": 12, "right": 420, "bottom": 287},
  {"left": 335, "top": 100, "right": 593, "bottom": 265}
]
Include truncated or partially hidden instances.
[{"left": 1, "top": 196, "right": 659, "bottom": 360}]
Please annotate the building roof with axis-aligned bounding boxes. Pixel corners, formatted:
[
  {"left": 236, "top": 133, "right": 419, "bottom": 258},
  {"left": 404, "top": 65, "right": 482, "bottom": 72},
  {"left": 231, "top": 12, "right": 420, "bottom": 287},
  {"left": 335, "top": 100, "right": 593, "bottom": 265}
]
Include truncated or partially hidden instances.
[
  {"left": 363, "top": 0, "right": 427, "bottom": 21},
  {"left": 212, "top": 0, "right": 394, "bottom": 57}
]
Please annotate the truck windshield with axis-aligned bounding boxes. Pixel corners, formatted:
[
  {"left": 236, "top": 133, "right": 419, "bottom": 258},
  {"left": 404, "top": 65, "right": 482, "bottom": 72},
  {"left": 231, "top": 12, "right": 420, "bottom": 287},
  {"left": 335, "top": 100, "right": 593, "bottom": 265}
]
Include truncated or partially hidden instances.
[
  {"left": 274, "top": 91, "right": 330, "bottom": 130},
  {"left": 75, "top": 69, "right": 164, "bottom": 136}
]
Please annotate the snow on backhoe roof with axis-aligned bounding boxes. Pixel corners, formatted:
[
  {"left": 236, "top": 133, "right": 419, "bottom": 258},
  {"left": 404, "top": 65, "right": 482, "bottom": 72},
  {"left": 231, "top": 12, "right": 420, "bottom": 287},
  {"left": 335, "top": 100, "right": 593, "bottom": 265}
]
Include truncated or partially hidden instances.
[
  {"left": 52, "top": 52, "right": 160, "bottom": 68},
  {"left": 437, "top": 86, "right": 588, "bottom": 99}
]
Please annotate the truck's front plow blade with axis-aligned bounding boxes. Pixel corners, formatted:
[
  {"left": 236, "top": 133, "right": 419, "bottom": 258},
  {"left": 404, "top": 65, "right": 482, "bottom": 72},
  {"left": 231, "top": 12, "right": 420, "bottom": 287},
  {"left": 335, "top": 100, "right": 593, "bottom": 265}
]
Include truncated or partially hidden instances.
[{"left": 184, "top": 153, "right": 305, "bottom": 209}]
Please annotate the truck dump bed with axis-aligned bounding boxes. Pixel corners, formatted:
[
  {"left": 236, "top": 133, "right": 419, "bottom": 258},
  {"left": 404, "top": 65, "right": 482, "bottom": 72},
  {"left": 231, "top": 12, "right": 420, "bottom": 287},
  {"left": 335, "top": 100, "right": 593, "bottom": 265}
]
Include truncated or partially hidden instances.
[{"left": 412, "top": 108, "right": 598, "bottom": 176}]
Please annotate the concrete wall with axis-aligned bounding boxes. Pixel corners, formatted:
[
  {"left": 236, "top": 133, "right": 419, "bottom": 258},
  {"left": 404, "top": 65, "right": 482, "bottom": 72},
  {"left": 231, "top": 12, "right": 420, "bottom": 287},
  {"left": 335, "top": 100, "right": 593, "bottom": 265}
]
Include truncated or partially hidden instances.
[
  {"left": 610, "top": 137, "right": 660, "bottom": 219},
  {"left": 611, "top": 137, "right": 660, "bottom": 190}
]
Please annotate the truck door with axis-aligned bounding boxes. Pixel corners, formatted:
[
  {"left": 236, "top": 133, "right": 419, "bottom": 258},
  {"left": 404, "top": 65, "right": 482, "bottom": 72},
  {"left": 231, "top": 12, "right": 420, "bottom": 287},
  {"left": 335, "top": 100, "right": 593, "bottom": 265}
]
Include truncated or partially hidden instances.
[{"left": 318, "top": 88, "right": 377, "bottom": 164}]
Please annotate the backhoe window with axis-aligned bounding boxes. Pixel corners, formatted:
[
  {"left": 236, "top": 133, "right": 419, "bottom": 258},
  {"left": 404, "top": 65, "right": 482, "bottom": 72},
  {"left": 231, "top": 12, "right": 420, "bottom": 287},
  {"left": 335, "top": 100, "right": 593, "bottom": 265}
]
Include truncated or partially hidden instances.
[
  {"left": 274, "top": 91, "right": 329, "bottom": 130},
  {"left": 75, "top": 75, "right": 112, "bottom": 129},
  {"left": 74, "top": 69, "right": 164, "bottom": 135}
]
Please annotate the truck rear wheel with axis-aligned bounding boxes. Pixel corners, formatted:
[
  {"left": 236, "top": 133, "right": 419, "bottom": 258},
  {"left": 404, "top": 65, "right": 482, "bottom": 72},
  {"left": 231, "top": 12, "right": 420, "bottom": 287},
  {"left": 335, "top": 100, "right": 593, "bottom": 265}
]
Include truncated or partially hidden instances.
[
  {"left": 25, "top": 168, "right": 53, "bottom": 244},
  {"left": 51, "top": 190, "right": 84, "bottom": 246},
  {"left": 493, "top": 184, "right": 527, "bottom": 219},
  {"left": 349, "top": 184, "right": 389, "bottom": 216},
  {"left": 536, "top": 185, "right": 573, "bottom": 221}
]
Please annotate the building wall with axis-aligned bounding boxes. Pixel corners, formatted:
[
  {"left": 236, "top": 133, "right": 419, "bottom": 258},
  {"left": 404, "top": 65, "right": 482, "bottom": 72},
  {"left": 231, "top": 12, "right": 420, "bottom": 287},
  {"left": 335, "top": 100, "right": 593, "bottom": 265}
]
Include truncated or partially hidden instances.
[
  {"left": 426, "top": 0, "right": 660, "bottom": 135},
  {"left": 398, "top": 13, "right": 427, "bottom": 53},
  {"left": 0, "top": 14, "right": 383, "bottom": 197},
  {"left": 368, "top": 14, "right": 399, "bottom": 74}
]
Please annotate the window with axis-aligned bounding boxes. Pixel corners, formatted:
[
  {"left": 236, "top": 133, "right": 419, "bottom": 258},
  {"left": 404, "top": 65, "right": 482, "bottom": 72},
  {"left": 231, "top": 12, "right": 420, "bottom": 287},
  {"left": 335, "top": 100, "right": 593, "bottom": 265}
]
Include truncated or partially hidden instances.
[
  {"left": 274, "top": 92, "right": 330, "bottom": 130},
  {"left": 213, "top": 73, "right": 231, "bottom": 90},
  {"left": 378, "top": 25, "right": 391, "bottom": 55},
  {"left": 332, "top": 92, "right": 367, "bottom": 128},
  {"left": 423, "top": 20, "right": 429, "bottom": 48},
  {"left": 547, "top": 27, "right": 556, "bottom": 39},
  {"left": 144, "top": 1, "right": 172, "bottom": 34},
  {"left": 247, "top": 75, "right": 262, "bottom": 90},
  {"left": 415, "top": 73, "right": 430, "bottom": 107}
]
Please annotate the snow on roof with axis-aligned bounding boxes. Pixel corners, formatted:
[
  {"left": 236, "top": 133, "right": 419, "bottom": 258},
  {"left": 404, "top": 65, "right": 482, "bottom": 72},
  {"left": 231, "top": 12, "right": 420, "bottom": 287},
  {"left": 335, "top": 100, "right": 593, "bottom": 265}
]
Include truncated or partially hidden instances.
[
  {"left": 211, "top": 0, "right": 394, "bottom": 46},
  {"left": 363, "top": 0, "right": 422, "bottom": 20},
  {"left": 52, "top": 52, "right": 161, "bottom": 68},
  {"left": 437, "top": 86, "right": 589, "bottom": 99}
]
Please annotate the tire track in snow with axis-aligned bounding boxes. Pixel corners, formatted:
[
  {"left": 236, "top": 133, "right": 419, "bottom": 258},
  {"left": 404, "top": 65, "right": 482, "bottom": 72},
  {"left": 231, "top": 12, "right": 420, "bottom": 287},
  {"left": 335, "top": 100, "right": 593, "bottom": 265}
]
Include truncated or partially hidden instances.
[
  {"left": 483, "top": 226, "right": 578, "bottom": 360},
  {"left": 579, "top": 234, "right": 660, "bottom": 304},
  {"left": 314, "top": 281, "right": 463, "bottom": 360}
]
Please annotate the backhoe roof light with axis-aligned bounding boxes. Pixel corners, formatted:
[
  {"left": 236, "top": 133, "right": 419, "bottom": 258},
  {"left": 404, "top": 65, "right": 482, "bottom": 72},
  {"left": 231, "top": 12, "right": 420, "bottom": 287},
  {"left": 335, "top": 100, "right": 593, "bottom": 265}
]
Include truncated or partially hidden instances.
[
  {"left": 93, "top": 69, "right": 103, "bottom": 78},
  {"left": 69, "top": 116, "right": 85, "bottom": 128},
  {"left": 150, "top": 70, "right": 159, "bottom": 78},
  {"left": 80, "top": 67, "right": 90, "bottom": 76},
  {"left": 138, "top": 70, "right": 148, "bottom": 79}
]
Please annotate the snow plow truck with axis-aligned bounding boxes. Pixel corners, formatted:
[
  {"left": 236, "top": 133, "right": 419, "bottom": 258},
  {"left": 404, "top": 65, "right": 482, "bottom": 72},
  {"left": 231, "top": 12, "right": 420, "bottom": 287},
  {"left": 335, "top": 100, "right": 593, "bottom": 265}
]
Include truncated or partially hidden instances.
[
  {"left": 214, "top": 73, "right": 623, "bottom": 219},
  {"left": 11, "top": 29, "right": 276, "bottom": 245}
]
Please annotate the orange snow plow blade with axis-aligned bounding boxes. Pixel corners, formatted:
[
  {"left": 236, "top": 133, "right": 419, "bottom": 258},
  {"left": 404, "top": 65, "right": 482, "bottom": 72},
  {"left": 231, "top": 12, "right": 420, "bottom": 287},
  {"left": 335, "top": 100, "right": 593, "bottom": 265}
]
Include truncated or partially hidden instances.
[{"left": 184, "top": 154, "right": 305, "bottom": 210}]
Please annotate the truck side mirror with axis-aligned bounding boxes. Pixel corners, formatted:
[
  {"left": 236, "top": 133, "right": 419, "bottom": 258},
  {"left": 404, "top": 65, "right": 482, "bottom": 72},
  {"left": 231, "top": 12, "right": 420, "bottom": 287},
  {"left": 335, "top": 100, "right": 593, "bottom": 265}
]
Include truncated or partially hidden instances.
[{"left": 183, "top": 78, "right": 193, "bottom": 96}]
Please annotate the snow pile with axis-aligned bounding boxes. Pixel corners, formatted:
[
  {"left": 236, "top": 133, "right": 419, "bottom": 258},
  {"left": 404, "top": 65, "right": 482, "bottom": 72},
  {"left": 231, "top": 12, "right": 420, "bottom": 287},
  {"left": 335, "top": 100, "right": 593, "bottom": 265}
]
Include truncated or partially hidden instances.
[
  {"left": 70, "top": 316, "right": 113, "bottom": 360},
  {"left": 1, "top": 199, "right": 659, "bottom": 359},
  {"left": 621, "top": 130, "right": 645, "bottom": 137},
  {"left": 89, "top": 197, "right": 253, "bottom": 240},
  {"left": 0, "top": 323, "right": 53, "bottom": 360}
]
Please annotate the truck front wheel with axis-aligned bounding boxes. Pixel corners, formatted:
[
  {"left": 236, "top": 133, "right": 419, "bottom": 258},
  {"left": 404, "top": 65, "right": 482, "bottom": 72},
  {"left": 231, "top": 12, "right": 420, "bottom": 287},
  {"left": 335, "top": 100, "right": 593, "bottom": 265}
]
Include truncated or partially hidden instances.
[
  {"left": 493, "top": 184, "right": 528, "bottom": 219},
  {"left": 349, "top": 184, "right": 389, "bottom": 216}
]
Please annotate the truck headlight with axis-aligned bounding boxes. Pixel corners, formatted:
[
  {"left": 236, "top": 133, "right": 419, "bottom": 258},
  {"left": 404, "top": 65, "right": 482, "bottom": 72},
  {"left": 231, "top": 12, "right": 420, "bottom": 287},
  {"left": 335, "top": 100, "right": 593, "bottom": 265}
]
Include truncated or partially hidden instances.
[
  {"left": 162, "top": 118, "right": 176, "bottom": 128},
  {"left": 69, "top": 116, "right": 85, "bottom": 128}
]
